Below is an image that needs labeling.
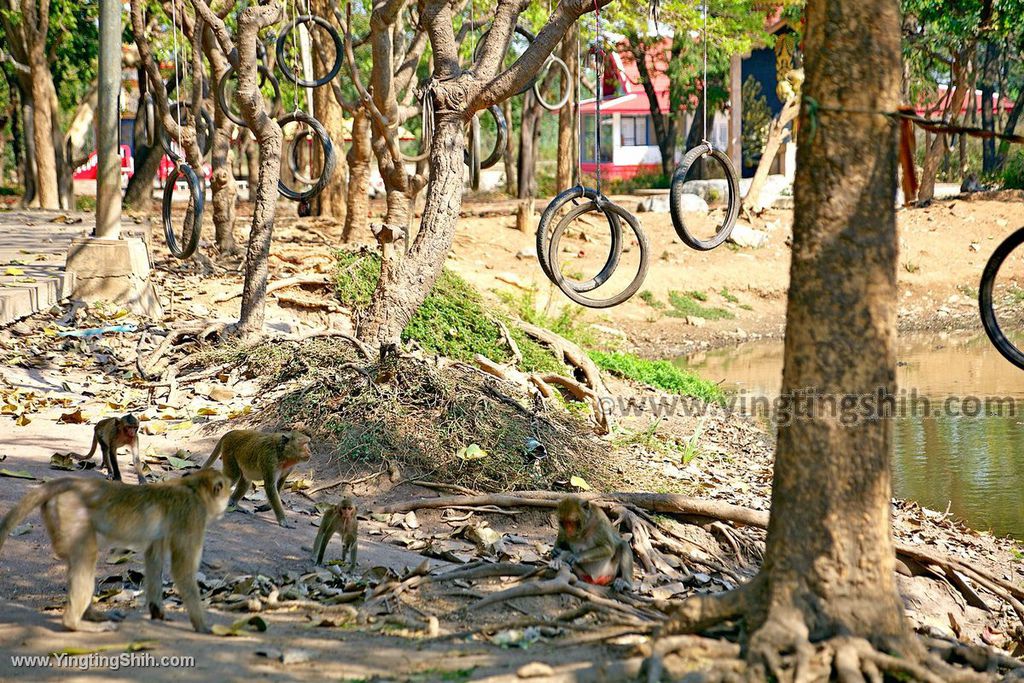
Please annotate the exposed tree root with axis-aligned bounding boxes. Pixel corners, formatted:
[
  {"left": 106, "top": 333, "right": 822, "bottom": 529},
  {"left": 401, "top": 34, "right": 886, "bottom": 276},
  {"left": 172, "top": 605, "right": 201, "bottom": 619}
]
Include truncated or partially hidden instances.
[
  {"left": 516, "top": 321, "right": 609, "bottom": 397},
  {"left": 276, "top": 329, "right": 372, "bottom": 359},
  {"left": 214, "top": 273, "right": 332, "bottom": 303}
]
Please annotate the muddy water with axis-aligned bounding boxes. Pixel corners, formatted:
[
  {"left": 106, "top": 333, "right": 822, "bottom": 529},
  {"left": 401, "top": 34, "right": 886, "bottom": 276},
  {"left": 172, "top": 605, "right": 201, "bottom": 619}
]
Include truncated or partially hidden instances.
[{"left": 680, "top": 333, "right": 1024, "bottom": 539}]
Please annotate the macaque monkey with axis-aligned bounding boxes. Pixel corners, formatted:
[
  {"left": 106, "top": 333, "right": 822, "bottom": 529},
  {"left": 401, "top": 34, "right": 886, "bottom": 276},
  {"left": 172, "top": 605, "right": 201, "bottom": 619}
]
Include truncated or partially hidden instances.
[
  {"left": 0, "top": 469, "right": 230, "bottom": 633},
  {"left": 312, "top": 498, "right": 358, "bottom": 568},
  {"left": 202, "top": 429, "right": 311, "bottom": 528},
  {"left": 75, "top": 414, "right": 145, "bottom": 483},
  {"left": 553, "top": 496, "right": 635, "bottom": 591}
]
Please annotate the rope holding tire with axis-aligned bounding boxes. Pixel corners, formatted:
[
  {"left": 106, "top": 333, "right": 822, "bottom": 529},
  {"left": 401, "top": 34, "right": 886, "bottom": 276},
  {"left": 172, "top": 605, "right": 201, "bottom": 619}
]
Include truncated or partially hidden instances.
[
  {"left": 669, "top": 142, "right": 740, "bottom": 251},
  {"left": 979, "top": 226, "right": 1024, "bottom": 370},
  {"left": 467, "top": 114, "right": 481, "bottom": 191},
  {"left": 277, "top": 111, "right": 337, "bottom": 202},
  {"left": 276, "top": 14, "right": 343, "bottom": 88},
  {"left": 162, "top": 162, "right": 205, "bottom": 259}
]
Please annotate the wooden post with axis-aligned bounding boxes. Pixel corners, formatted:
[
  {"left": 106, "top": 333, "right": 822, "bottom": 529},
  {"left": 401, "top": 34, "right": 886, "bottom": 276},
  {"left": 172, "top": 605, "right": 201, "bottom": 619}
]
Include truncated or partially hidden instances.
[{"left": 728, "top": 54, "right": 743, "bottom": 173}]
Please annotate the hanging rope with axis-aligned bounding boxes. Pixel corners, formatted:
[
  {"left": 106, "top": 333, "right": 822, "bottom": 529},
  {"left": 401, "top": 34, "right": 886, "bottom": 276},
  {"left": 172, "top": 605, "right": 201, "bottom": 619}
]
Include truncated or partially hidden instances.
[
  {"left": 701, "top": 0, "right": 708, "bottom": 144},
  {"left": 593, "top": 0, "right": 602, "bottom": 195}
]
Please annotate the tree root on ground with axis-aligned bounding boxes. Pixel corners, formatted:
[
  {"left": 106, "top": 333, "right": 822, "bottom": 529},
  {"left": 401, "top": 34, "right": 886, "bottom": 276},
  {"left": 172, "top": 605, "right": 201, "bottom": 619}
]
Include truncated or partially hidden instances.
[{"left": 213, "top": 273, "right": 332, "bottom": 303}]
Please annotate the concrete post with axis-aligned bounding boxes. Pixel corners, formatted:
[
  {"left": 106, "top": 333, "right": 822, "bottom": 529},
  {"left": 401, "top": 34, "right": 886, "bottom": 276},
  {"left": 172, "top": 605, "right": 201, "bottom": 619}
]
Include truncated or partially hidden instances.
[
  {"left": 63, "top": 0, "right": 163, "bottom": 317},
  {"left": 95, "top": 0, "right": 122, "bottom": 239}
]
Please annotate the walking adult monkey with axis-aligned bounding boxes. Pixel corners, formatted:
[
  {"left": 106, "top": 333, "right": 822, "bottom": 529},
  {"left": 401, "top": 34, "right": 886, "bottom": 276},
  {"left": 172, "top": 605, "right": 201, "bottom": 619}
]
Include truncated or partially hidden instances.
[
  {"left": 0, "top": 469, "right": 231, "bottom": 632},
  {"left": 75, "top": 414, "right": 146, "bottom": 483},
  {"left": 202, "top": 430, "right": 311, "bottom": 527}
]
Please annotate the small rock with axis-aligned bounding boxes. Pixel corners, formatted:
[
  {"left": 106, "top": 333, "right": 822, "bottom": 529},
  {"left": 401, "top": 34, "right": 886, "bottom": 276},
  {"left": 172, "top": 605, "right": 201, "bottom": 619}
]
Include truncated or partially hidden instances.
[
  {"left": 685, "top": 316, "right": 706, "bottom": 328},
  {"left": 947, "top": 294, "right": 960, "bottom": 305},
  {"left": 515, "top": 246, "right": 537, "bottom": 260},
  {"left": 728, "top": 224, "right": 769, "bottom": 249},
  {"left": 997, "top": 218, "right": 1009, "bottom": 227},
  {"left": 969, "top": 242, "right": 980, "bottom": 252},
  {"left": 636, "top": 195, "right": 671, "bottom": 213},
  {"left": 518, "top": 663, "right": 556, "bottom": 678},
  {"left": 734, "top": 327, "right": 748, "bottom": 340},
  {"left": 207, "top": 386, "right": 236, "bottom": 402},
  {"left": 9, "top": 322, "right": 32, "bottom": 336},
  {"left": 591, "top": 324, "right": 627, "bottom": 338},
  {"left": 675, "top": 193, "right": 710, "bottom": 213}
]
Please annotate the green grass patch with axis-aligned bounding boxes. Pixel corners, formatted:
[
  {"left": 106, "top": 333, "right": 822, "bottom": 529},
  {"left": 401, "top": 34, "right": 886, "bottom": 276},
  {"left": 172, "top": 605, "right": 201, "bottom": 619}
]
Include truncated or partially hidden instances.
[
  {"left": 589, "top": 350, "right": 723, "bottom": 402},
  {"left": 687, "top": 290, "right": 708, "bottom": 302},
  {"left": 639, "top": 290, "right": 665, "bottom": 310},
  {"left": 666, "top": 291, "right": 734, "bottom": 321},
  {"left": 719, "top": 287, "right": 739, "bottom": 304}
]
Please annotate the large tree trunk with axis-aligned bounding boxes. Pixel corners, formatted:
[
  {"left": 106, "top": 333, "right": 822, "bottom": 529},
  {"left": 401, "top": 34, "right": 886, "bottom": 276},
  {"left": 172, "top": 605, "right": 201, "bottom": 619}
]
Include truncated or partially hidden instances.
[
  {"left": 310, "top": 0, "right": 347, "bottom": 221},
  {"left": 996, "top": 86, "right": 1024, "bottom": 169},
  {"left": 742, "top": 97, "right": 799, "bottom": 214},
  {"left": 123, "top": 137, "right": 163, "bottom": 210},
  {"left": 633, "top": 39, "right": 674, "bottom": 178},
  {"left": 358, "top": 112, "right": 463, "bottom": 345},
  {"left": 341, "top": 109, "right": 371, "bottom": 242},
  {"left": 668, "top": 0, "right": 915, "bottom": 670},
  {"left": 17, "top": 92, "right": 38, "bottom": 207},
  {"left": 27, "top": 47, "right": 58, "bottom": 208},
  {"left": 517, "top": 91, "right": 543, "bottom": 199},
  {"left": 979, "top": 42, "right": 998, "bottom": 174},
  {"left": 555, "top": 25, "right": 577, "bottom": 192}
]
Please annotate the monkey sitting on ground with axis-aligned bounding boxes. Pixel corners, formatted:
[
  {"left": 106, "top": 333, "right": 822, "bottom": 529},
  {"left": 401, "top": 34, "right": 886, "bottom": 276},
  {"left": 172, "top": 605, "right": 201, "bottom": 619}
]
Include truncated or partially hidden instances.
[
  {"left": 312, "top": 498, "right": 358, "bottom": 568},
  {"left": 74, "top": 414, "right": 145, "bottom": 483},
  {"left": 202, "top": 429, "right": 311, "bottom": 528},
  {"left": 552, "top": 496, "right": 635, "bottom": 591},
  {"left": 0, "top": 469, "right": 230, "bottom": 633}
]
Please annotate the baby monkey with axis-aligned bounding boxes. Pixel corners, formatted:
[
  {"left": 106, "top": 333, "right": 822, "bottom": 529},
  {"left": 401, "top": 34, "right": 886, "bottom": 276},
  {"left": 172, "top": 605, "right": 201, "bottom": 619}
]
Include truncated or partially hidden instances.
[
  {"left": 203, "top": 429, "right": 311, "bottom": 528},
  {"left": 75, "top": 414, "right": 145, "bottom": 483},
  {"left": 553, "top": 496, "right": 635, "bottom": 591},
  {"left": 312, "top": 498, "right": 358, "bottom": 568}
]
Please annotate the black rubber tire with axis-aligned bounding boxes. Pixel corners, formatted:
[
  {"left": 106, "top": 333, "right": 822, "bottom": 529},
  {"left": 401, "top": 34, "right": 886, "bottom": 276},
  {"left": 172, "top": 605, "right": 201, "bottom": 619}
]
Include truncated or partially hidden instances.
[
  {"left": 134, "top": 92, "right": 156, "bottom": 149},
  {"left": 277, "top": 112, "right": 336, "bottom": 202},
  {"left": 401, "top": 92, "right": 433, "bottom": 163},
  {"left": 979, "top": 226, "right": 1024, "bottom": 370},
  {"left": 669, "top": 142, "right": 740, "bottom": 251},
  {"left": 160, "top": 102, "right": 213, "bottom": 162},
  {"left": 546, "top": 200, "right": 649, "bottom": 308},
  {"left": 463, "top": 105, "right": 507, "bottom": 171},
  {"left": 536, "top": 186, "right": 623, "bottom": 292},
  {"left": 162, "top": 162, "right": 205, "bottom": 259},
  {"left": 534, "top": 56, "right": 571, "bottom": 112},
  {"left": 276, "top": 15, "right": 343, "bottom": 88},
  {"left": 216, "top": 64, "right": 281, "bottom": 127}
]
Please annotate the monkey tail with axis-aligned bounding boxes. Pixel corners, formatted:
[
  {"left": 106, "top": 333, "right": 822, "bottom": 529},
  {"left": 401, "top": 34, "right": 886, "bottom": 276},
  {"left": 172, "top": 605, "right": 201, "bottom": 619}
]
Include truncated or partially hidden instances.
[
  {"left": 72, "top": 432, "right": 100, "bottom": 462},
  {"left": 0, "top": 479, "right": 80, "bottom": 556},
  {"left": 201, "top": 438, "right": 224, "bottom": 469}
]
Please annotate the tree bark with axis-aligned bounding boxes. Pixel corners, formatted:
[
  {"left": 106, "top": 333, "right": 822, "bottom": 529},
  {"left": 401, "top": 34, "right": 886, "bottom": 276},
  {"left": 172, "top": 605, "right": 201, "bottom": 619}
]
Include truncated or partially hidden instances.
[
  {"left": 753, "top": 0, "right": 909, "bottom": 652},
  {"left": 23, "top": 0, "right": 59, "bottom": 209},
  {"left": 996, "top": 86, "right": 1024, "bottom": 169},
  {"left": 633, "top": 38, "right": 674, "bottom": 178},
  {"left": 668, "top": 0, "right": 916, "bottom": 668},
  {"left": 742, "top": 97, "right": 798, "bottom": 214},
  {"left": 342, "top": 109, "right": 371, "bottom": 242},
  {"left": 979, "top": 42, "right": 998, "bottom": 174},
  {"left": 555, "top": 24, "right": 577, "bottom": 192},
  {"left": 310, "top": 0, "right": 347, "bottom": 221},
  {"left": 502, "top": 98, "right": 517, "bottom": 195},
  {"left": 517, "top": 91, "right": 543, "bottom": 199}
]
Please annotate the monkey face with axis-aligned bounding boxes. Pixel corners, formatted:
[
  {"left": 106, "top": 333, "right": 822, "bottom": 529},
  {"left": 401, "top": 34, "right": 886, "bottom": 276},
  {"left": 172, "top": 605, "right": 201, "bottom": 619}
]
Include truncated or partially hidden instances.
[
  {"left": 290, "top": 432, "right": 312, "bottom": 461},
  {"left": 560, "top": 515, "right": 580, "bottom": 538}
]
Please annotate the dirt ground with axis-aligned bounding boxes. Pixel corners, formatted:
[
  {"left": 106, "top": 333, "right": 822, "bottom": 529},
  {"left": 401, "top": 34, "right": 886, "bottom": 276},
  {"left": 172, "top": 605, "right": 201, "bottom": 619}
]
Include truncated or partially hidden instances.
[{"left": 0, "top": 191, "right": 1023, "bottom": 681}]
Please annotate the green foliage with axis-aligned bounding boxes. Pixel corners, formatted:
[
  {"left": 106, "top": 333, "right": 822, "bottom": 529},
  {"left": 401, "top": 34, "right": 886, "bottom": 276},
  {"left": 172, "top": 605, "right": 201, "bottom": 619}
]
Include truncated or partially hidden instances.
[
  {"left": 639, "top": 290, "right": 665, "bottom": 309},
  {"left": 590, "top": 350, "right": 723, "bottom": 402},
  {"left": 741, "top": 76, "right": 772, "bottom": 167},
  {"left": 719, "top": 287, "right": 739, "bottom": 304},
  {"left": 497, "top": 289, "right": 598, "bottom": 349},
  {"left": 666, "top": 291, "right": 734, "bottom": 320},
  {"left": 1003, "top": 149, "right": 1024, "bottom": 189},
  {"left": 604, "top": 170, "right": 671, "bottom": 194}
]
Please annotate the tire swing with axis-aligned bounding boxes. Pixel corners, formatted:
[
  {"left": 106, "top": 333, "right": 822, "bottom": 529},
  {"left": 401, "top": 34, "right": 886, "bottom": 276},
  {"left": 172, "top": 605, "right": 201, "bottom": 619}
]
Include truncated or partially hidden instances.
[
  {"left": 535, "top": 10, "right": 649, "bottom": 308},
  {"left": 979, "top": 227, "right": 1024, "bottom": 370},
  {"left": 668, "top": 0, "right": 739, "bottom": 251},
  {"left": 216, "top": 64, "right": 282, "bottom": 127},
  {"left": 160, "top": 0, "right": 205, "bottom": 259},
  {"left": 274, "top": 0, "right": 340, "bottom": 214},
  {"left": 135, "top": 75, "right": 157, "bottom": 148},
  {"left": 462, "top": 20, "right": 517, "bottom": 189},
  {"left": 534, "top": 55, "right": 571, "bottom": 112}
]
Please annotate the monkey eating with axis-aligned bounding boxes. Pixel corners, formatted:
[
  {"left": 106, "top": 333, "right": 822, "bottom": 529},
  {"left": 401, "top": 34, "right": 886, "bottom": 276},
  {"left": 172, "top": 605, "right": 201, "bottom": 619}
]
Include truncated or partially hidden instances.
[
  {"left": 552, "top": 496, "right": 635, "bottom": 591},
  {"left": 0, "top": 469, "right": 230, "bottom": 633},
  {"left": 75, "top": 414, "right": 145, "bottom": 483},
  {"left": 312, "top": 498, "right": 358, "bottom": 568},
  {"left": 202, "top": 429, "right": 311, "bottom": 528}
]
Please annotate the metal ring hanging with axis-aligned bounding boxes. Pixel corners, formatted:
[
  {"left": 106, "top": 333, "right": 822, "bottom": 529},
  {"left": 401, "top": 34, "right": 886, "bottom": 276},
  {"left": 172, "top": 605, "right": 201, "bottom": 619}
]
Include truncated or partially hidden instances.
[
  {"left": 669, "top": 142, "right": 740, "bottom": 251},
  {"left": 979, "top": 226, "right": 1024, "bottom": 370},
  {"left": 275, "top": 15, "right": 343, "bottom": 88},
  {"left": 546, "top": 199, "right": 649, "bottom": 308},
  {"left": 534, "top": 56, "right": 571, "bottom": 112},
  {"left": 473, "top": 25, "right": 537, "bottom": 95},
  {"left": 462, "top": 105, "right": 507, "bottom": 171},
  {"left": 216, "top": 64, "right": 282, "bottom": 127},
  {"left": 536, "top": 185, "right": 623, "bottom": 292},
  {"left": 134, "top": 91, "right": 156, "bottom": 148},
  {"left": 277, "top": 111, "right": 336, "bottom": 201},
  {"left": 289, "top": 130, "right": 316, "bottom": 185},
  {"left": 161, "top": 162, "right": 205, "bottom": 259},
  {"left": 160, "top": 101, "right": 213, "bottom": 161}
]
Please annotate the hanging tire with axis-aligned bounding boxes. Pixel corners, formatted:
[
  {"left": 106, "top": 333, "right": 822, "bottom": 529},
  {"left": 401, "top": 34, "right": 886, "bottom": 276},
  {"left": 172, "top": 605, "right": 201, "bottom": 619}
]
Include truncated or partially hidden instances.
[
  {"left": 276, "top": 15, "right": 343, "bottom": 88},
  {"left": 216, "top": 64, "right": 281, "bottom": 128},
  {"left": 536, "top": 186, "right": 623, "bottom": 292},
  {"left": 162, "top": 162, "right": 205, "bottom": 259},
  {"left": 979, "top": 226, "right": 1024, "bottom": 370},
  {"left": 277, "top": 111, "right": 336, "bottom": 202},
  {"left": 669, "top": 142, "right": 739, "bottom": 251},
  {"left": 159, "top": 101, "right": 213, "bottom": 162},
  {"left": 463, "top": 105, "right": 507, "bottom": 171},
  {"left": 546, "top": 199, "right": 649, "bottom": 308}
]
